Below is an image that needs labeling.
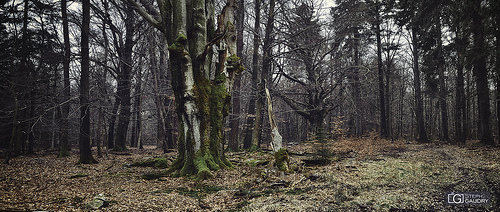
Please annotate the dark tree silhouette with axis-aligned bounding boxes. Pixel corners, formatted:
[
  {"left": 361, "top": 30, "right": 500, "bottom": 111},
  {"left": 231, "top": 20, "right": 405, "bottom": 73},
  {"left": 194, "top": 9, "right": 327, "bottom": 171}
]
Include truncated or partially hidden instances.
[{"left": 78, "top": 0, "right": 97, "bottom": 164}]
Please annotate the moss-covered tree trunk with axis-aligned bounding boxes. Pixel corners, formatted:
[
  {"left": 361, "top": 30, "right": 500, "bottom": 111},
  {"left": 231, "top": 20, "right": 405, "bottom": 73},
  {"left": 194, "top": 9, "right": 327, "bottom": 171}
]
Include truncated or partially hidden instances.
[
  {"left": 128, "top": 0, "right": 241, "bottom": 178},
  {"left": 165, "top": 0, "right": 241, "bottom": 179}
]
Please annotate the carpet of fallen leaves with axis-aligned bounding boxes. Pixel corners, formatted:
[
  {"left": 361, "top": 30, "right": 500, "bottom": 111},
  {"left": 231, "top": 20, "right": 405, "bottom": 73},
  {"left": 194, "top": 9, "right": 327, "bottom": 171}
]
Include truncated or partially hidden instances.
[{"left": 1, "top": 138, "right": 499, "bottom": 211}]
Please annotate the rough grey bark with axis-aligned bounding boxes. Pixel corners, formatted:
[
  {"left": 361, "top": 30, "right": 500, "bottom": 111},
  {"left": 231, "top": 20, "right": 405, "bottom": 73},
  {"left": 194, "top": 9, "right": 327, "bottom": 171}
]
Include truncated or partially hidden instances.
[
  {"left": 107, "top": 97, "right": 119, "bottom": 149},
  {"left": 352, "top": 30, "right": 362, "bottom": 136},
  {"left": 129, "top": 0, "right": 242, "bottom": 178},
  {"left": 453, "top": 16, "right": 467, "bottom": 144},
  {"left": 58, "top": 0, "right": 70, "bottom": 157},
  {"left": 114, "top": 3, "right": 135, "bottom": 151},
  {"left": 229, "top": 0, "right": 244, "bottom": 151},
  {"left": 3, "top": 96, "right": 18, "bottom": 164},
  {"left": 13, "top": 0, "right": 30, "bottom": 157},
  {"left": 243, "top": 0, "right": 260, "bottom": 150},
  {"left": 411, "top": 26, "right": 428, "bottom": 143},
  {"left": 471, "top": 0, "right": 493, "bottom": 145},
  {"left": 375, "top": 18, "right": 387, "bottom": 138},
  {"left": 79, "top": 0, "right": 97, "bottom": 164},
  {"left": 254, "top": 0, "right": 276, "bottom": 148},
  {"left": 131, "top": 65, "right": 142, "bottom": 148},
  {"left": 496, "top": 3, "right": 500, "bottom": 145},
  {"left": 436, "top": 20, "right": 449, "bottom": 142}
]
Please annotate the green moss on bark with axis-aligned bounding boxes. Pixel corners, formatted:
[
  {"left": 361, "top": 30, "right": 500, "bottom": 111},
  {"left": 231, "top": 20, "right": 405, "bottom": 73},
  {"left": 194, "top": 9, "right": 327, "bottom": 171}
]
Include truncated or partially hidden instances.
[
  {"left": 227, "top": 54, "right": 245, "bottom": 72},
  {"left": 168, "top": 34, "right": 188, "bottom": 54},
  {"left": 209, "top": 73, "right": 233, "bottom": 170},
  {"left": 167, "top": 73, "right": 233, "bottom": 179},
  {"left": 193, "top": 150, "right": 216, "bottom": 180},
  {"left": 131, "top": 157, "right": 169, "bottom": 169},
  {"left": 167, "top": 123, "right": 186, "bottom": 176},
  {"left": 275, "top": 148, "right": 290, "bottom": 172}
]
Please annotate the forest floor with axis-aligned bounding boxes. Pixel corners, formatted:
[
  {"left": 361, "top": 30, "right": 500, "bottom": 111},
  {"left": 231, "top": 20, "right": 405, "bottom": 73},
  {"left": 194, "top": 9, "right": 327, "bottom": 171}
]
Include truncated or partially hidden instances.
[{"left": 1, "top": 137, "right": 499, "bottom": 211}]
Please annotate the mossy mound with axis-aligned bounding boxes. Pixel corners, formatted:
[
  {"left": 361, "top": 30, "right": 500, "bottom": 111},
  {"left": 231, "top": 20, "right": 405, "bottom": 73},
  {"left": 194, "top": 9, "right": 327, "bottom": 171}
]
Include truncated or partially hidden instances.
[
  {"left": 131, "top": 157, "right": 169, "bottom": 169},
  {"left": 274, "top": 148, "right": 290, "bottom": 172},
  {"left": 141, "top": 172, "right": 167, "bottom": 180}
]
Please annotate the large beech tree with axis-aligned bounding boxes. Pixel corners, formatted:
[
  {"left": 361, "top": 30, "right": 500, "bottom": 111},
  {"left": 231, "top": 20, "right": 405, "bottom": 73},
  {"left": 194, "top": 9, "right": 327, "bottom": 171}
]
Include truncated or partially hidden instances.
[
  {"left": 277, "top": 2, "right": 341, "bottom": 143},
  {"left": 128, "top": 0, "right": 242, "bottom": 178}
]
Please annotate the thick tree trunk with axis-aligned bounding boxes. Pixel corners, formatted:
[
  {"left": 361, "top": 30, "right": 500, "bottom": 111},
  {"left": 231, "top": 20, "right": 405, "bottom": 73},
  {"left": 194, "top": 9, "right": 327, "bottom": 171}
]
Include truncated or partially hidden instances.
[
  {"left": 471, "top": 0, "right": 493, "bottom": 145},
  {"left": 252, "top": 95, "right": 263, "bottom": 149},
  {"left": 243, "top": 0, "right": 261, "bottom": 150},
  {"left": 253, "top": 0, "right": 276, "bottom": 149},
  {"left": 229, "top": 77, "right": 241, "bottom": 151},
  {"left": 161, "top": 43, "right": 176, "bottom": 150},
  {"left": 79, "top": 0, "right": 96, "bottom": 164},
  {"left": 107, "top": 97, "right": 119, "bottom": 149},
  {"left": 455, "top": 27, "right": 467, "bottom": 144},
  {"left": 412, "top": 27, "right": 428, "bottom": 143},
  {"left": 436, "top": 22, "right": 449, "bottom": 142},
  {"left": 243, "top": 97, "right": 257, "bottom": 149},
  {"left": 496, "top": 11, "right": 500, "bottom": 144},
  {"left": 352, "top": 30, "right": 362, "bottom": 136},
  {"left": 376, "top": 21, "right": 387, "bottom": 139},
  {"left": 228, "top": 0, "right": 244, "bottom": 152},
  {"left": 11, "top": 0, "right": 30, "bottom": 157},
  {"left": 385, "top": 48, "right": 392, "bottom": 138},
  {"left": 3, "top": 95, "right": 18, "bottom": 164},
  {"left": 165, "top": 0, "right": 241, "bottom": 179},
  {"left": 97, "top": 108, "right": 104, "bottom": 158},
  {"left": 114, "top": 4, "right": 135, "bottom": 151},
  {"left": 27, "top": 92, "right": 34, "bottom": 154},
  {"left": 130, "top": 70, "right": 142, "bottom": 148},
  {"left": 455, "top": 61, "right": 466, "bottom": 143},
  {"left": 150, "top": 33, "right": 166, "bottom": 149},
  {"left": 311, "top": 113, "right": 326, "bottom": 143},
  {"left": 58, "top": 0, "right": 71, "bottom": 157}
]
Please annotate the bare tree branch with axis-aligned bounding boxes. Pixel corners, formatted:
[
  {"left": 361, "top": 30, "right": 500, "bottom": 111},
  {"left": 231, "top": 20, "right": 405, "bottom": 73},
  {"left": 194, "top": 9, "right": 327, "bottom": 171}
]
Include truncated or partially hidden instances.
[
  {"left": 273, "top": 90, "right": 311, "bottom": 119},
  {"left": 125, "top": 0, "right": 163, "bottom": 32}
]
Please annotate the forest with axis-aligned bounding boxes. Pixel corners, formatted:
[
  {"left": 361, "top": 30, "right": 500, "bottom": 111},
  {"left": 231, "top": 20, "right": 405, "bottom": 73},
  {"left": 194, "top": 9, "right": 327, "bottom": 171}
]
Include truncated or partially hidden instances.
[{"left": 0, "top": 0, "right": 499, "bottom": 211}]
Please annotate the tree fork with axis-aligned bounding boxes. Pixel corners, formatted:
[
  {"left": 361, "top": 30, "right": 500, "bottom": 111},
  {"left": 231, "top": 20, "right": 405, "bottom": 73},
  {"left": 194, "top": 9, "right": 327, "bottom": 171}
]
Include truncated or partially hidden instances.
[{"left": 160, "top": 0, "right": 241, "bottom": 179}]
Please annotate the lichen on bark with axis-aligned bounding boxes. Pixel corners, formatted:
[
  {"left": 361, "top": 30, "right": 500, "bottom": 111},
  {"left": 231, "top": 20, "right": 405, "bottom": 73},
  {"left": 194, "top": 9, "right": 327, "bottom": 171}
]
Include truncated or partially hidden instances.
[
  {"left": 168, "top": 73, "right": 233, "bottom": 179},
  {"left": 160, "top": 0, "right": 239, "bottom": 180}
]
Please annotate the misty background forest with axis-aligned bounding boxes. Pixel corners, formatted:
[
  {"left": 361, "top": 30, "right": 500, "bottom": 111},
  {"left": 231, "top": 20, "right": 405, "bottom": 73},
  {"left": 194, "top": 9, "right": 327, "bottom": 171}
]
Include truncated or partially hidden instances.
[{"left": 0, "top": 0, "right": 499, "bottom": 211}]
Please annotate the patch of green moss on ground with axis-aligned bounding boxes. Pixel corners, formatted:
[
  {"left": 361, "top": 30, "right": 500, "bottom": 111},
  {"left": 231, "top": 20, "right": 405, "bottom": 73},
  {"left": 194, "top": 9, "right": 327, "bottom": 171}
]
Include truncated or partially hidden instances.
[{"left": 131, "top": 157, "right": 169, "bottom": 169}]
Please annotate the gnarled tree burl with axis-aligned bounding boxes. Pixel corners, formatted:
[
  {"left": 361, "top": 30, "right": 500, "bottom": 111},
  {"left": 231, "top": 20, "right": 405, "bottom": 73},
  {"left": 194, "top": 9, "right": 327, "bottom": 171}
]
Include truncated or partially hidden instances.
[{"left": 127, "top": 0, "right": 243, "bottom": 178}]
